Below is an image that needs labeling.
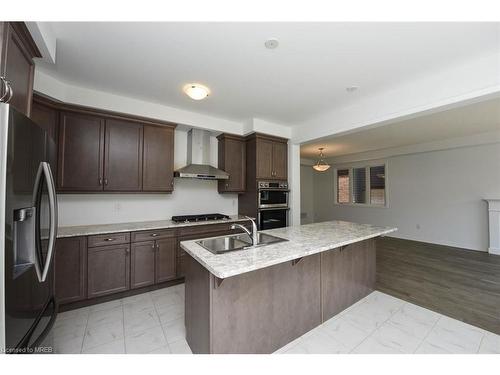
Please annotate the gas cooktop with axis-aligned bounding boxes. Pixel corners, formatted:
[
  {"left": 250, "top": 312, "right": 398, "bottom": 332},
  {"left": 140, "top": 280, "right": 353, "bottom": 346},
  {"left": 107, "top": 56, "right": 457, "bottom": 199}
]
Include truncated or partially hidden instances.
[{"left": 171, "top": 213, "right": 231, "bottom": 223}]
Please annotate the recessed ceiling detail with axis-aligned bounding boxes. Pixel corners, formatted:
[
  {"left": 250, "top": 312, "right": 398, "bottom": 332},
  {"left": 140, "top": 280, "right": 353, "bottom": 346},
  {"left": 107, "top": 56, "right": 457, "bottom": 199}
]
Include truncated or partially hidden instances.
[
  {"left": 300, "top": 97, "right": 500, "bottom": 159},
  {"left": 264, "top": 38, "right": 279, "bottom": 49}
]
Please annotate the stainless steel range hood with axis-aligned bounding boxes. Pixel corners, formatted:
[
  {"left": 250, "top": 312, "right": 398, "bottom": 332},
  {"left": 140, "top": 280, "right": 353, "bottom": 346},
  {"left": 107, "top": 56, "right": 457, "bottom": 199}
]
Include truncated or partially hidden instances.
[{"left": 174, "top": 129, "right": 229, "bottom": 180}]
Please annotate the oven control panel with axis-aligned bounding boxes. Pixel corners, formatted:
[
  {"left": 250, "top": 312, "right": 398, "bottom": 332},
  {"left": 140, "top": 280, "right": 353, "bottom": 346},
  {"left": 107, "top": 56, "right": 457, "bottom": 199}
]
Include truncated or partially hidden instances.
[{"left": 258, "top": 181, "right": 288, "bottom": 189}]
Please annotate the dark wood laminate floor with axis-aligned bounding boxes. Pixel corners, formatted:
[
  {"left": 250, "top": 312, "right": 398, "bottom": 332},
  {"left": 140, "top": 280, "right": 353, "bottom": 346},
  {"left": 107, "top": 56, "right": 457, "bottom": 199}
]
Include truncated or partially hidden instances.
[{"left": 376, "top": 237, "right": 500, "bottom": 334}]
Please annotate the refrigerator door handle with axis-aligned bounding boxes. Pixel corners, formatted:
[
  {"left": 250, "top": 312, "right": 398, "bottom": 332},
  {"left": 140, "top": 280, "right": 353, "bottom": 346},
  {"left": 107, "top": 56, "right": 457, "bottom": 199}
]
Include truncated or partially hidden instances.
[{"left": 32, "top": 162, "right": 58, "bottom": 283}]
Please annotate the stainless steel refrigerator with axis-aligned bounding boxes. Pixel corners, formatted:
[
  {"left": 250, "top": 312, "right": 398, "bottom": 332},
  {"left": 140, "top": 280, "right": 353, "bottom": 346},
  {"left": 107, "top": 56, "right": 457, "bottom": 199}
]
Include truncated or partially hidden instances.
[{"left": 0, "top": 102, "right": 58, "bottom": 353}]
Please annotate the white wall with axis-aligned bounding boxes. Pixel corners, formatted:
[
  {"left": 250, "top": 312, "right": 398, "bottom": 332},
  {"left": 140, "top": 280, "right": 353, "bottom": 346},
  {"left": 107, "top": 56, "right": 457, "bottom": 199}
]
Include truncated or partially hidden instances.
[
  {"left": 311, "top": 142, "right": 500, "bottom": 251},
  {"left": 57, "top": 128, "right": 239, "bottom": 226},
  {"left": 300, "top": 165, "right": 315, "bottom": 224}
]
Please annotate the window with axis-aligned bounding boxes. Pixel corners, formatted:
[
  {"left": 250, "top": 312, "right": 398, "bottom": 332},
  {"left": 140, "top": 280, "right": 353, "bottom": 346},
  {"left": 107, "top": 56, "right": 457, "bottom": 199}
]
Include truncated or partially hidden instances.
[
  {"left": 352, "top": 168, "right": 366, "bottom": 204},
  {"left": 335, "top": 164, "right": 386, "bottom": 207},
  {"left": 370, "top": 165, "right": 385, "bottom": 205},
  {"left": 337, "top": 169, "right": 350, "bottom": 203}
]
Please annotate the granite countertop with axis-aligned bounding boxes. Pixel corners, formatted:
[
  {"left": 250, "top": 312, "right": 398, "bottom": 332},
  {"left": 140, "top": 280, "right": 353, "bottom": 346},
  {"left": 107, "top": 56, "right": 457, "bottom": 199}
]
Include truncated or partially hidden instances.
[
  {"left": 56, "top": 215, "right": 251, "bottom": 238},
  {"left": 180, "top": 220, "right": 397, "bottom": 279}
]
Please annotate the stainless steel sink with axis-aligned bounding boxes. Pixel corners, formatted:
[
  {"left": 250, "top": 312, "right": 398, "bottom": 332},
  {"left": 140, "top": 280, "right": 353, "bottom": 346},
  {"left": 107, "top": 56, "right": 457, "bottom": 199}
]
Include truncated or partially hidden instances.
[{"left": 196, "top": 232, "right": 287, "bottom": 254}]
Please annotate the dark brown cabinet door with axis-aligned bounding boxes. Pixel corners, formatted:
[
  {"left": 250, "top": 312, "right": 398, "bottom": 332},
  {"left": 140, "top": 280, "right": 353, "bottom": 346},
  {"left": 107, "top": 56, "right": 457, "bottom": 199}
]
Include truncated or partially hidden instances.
[
  {"left": 0, "top": 22, "right": 40, "bottom": 116},
  {"left": 104, "top": 119, "right": 143, "bottom": 191},
  {"left": 31, "top": 100, "right": 59, "bottom": 178},
  {"left": 54, "top": 236, "right": 87, "bottom": 305},
  {"left": 131, "top": 241, "right": 156, "bottom": 289},
  {"left": 58, "top": 112, "right": 105, "bottom": 191},
  {"left": 272, "top": 141, "right": 288, "bottom": 180},
  {"left": 255, "top": 138, "right": 274, "bottom": 180},
  {"left": 143, "top": 125, "right": 175, "bottom": 192},
  {"left": 217, "top": 134, "right": 246, "bottom": 193},
  {"left": 88, "top": 244, "right": 130, "bottom": 298},
  {"left": 156, "top": 238, "right": 177, "bottom": 283}
]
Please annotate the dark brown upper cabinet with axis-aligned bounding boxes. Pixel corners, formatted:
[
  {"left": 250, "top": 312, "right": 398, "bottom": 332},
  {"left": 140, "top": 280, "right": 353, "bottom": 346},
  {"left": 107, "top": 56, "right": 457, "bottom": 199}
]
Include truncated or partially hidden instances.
[
  {"left": 247, "top": 133, "right": 288, "bottom": 181},
  {"left": 31, "top": 97, "right": 59, "bottom": 179},
  {"left": 143, "top": 125, "right": 175, "bottom": 192},
  {"left": 0, "top": 22, "right": 41, "bottom": 117},
  {"left": 217, "top": 134, "right": 246, "bottom": 193},
  {"left": 104, "top": 119, "right": 143, "bottom": 191},
  {"left": 58, "top": 111, "right": 105, "bottom": 191},
  {"left": 271, "top": 140, "right": 288, "bottom": 179},
  {"left": 53, "top": 98, "right": 176, "bottom": 193}
]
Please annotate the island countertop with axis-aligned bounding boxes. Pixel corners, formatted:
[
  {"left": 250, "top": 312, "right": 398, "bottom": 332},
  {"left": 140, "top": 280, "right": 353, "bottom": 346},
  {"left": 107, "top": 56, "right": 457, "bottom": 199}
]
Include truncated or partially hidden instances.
[{"left": 180, "top": 220, "right": 397, "bottom": 279}]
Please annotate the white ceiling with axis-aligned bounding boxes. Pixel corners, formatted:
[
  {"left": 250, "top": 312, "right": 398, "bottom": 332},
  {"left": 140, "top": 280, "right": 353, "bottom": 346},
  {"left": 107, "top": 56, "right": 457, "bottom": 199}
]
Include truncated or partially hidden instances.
[
  {"left": 300, "top": 97, "right": 500, "bottom": 159},
  {"left": 36, "top": 22, "right": 499, "bottom": 125}
]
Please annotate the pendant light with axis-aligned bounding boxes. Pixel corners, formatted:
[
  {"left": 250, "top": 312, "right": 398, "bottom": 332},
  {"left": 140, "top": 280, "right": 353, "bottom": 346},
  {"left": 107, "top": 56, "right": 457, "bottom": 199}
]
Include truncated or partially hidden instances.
[{"left": 312, "top": 148, "right": 330, "bottom": 172}]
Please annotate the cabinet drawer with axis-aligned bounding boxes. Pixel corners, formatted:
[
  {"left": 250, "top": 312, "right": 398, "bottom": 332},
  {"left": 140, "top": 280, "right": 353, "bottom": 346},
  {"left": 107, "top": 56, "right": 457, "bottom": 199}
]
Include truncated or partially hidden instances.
[
  {"left": 88, "top": 232, "right": 130, "bottom": 247},
  {"left": 131, "top": 228, "right": 176, "bottom": 243}
]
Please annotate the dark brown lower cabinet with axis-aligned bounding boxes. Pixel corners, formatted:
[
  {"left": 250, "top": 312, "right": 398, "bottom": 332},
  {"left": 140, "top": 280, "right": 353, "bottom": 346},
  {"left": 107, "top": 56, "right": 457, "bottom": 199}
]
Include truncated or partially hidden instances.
[
  {"left": 186, "top": 252, "right": 322, "bottom": 354},
  {"left": 156, "top": 238, "right": 177, "bottom": 283},
  {"left": 55, "top": 222, "right": 252, "bottom": 309},
  {"left": 54, "top": 236, "right": 87, "bottom": 304},
  {"left": 321, "top": 239, "right": 376, "bottom": 320},
  {"left": 185, "top": 238, "right": 376, "bottom": 354},
  {"left": 131, "top": 241, "right": 156, "bottom": 289},
  {"left": 88, "top": 243, "right": 130, "bottom": 298}
]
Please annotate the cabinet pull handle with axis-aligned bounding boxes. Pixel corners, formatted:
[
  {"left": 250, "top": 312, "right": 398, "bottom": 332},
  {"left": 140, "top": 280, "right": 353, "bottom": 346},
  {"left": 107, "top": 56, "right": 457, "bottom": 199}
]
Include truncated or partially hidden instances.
[
  {"left": 104, "top": 238, "right": 115, "bottom": 241},
  {"left": 151, "top": 233, "right": 158, "bottom": 237},
  {"left": 125, "top": 248, "right": 130, "bottom": 254},
  {"left": 98, "top": 177, "right": 103, "bottom": 185},
  {"left": 104, "top": 178, "right": 108, "bottom": 186}
]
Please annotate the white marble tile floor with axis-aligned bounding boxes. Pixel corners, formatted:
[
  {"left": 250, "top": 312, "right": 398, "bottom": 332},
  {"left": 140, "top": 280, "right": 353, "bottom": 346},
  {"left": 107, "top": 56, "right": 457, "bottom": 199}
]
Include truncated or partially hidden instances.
[{"left": 48, "top": 285, "right": 499, "bottom": 354}]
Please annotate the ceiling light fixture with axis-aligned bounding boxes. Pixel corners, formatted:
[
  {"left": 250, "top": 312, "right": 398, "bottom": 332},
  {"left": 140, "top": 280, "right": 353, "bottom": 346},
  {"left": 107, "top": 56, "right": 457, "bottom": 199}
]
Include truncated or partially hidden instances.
[
  {"left": 183, "top": 83, "right": 210, "bottom": 100},
  {"left": 312, "top": 148, "right": 330, "bottom": 172}
]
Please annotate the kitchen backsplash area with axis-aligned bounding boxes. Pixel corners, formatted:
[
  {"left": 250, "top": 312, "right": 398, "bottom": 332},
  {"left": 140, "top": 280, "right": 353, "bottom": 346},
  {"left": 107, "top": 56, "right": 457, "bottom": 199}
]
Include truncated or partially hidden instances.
[{"left": 57, "top": 178, "right": 238, "bottom": 226}]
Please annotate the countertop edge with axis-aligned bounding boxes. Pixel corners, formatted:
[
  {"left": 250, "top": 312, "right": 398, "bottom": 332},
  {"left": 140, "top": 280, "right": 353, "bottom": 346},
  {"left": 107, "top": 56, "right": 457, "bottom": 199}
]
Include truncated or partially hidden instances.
[
  {"left": 181, "top": 227, "right": 397, "bottom": 279},
  {"left": 56, "top": 216, "right": 252, "bottom": 238}
]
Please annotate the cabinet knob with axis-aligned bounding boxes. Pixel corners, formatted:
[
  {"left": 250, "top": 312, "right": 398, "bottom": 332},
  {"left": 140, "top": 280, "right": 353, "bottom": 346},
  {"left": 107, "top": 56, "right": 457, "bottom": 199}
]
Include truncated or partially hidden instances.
[
  {"left": 98, "top": 177, "right": 103, "bottom": 185},
  {"left": 104, "top": 178, "right": 108, "bottom": 186},
  {"left": 151, "top": 233, "right": 158, "bottom": 237}
]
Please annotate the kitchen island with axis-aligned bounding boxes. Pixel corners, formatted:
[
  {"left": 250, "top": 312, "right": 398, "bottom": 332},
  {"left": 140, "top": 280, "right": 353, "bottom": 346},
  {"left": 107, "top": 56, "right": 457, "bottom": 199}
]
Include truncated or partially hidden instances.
[{"left": 180, "top": 220, "right": 397, "bottom": 354}]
